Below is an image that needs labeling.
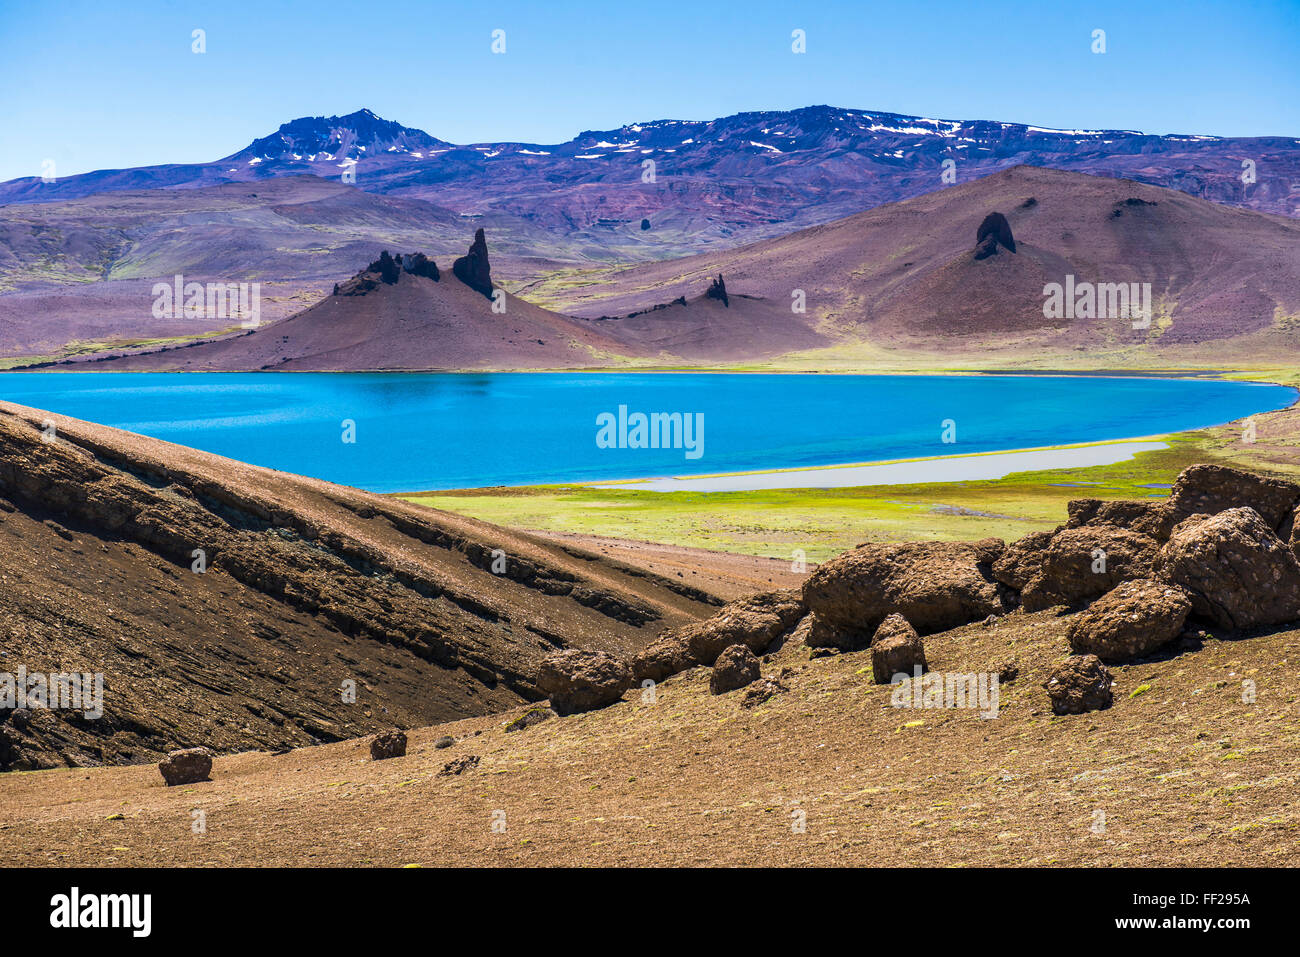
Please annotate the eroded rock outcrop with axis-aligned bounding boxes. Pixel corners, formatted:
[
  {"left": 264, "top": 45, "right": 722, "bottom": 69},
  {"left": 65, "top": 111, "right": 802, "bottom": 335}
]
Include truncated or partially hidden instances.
[
  {"left": 974, "top": 211, "right": 1016, "bottom": 259},
  {"left": 159, "top": 747, "right": 213, "bottom": 786},
  {"left": 452, "top": 228, "right": 494, "bottom": 299},
  {"left": 1166, "top": 464, "right": 1300, "bottom": 532},
  {"left": 1021, "top": 525, "right": 1158, "bottom": 611},
  {"left": 705, "top": 274, "right": 729, "bottom": 307}
]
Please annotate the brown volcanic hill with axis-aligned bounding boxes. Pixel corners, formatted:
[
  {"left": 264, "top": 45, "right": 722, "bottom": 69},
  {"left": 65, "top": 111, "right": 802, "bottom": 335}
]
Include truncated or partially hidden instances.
[
  {"left": 75, "top": 235, "right": 643, "bottom": 372},
  {"left": 0, "top": 402, "right": 720, "bottom": 771},
  {"left": 554, "top": 166, "right": 1300, "bottom": 351},
  {"left": 579, "top": 280, "right": 828, "bottom": 362}
]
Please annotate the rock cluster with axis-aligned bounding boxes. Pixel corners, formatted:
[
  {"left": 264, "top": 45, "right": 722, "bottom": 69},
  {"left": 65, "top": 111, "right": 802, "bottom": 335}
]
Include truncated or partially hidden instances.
[
  {"left": 705, "top": 274, "right": 729, "bottom": 307},
  {"left": 533, "top": 463, "right": 1300, "bottom": 720},
  {"left": 334, "top": 250, "right": 440, "bottom": 295}
]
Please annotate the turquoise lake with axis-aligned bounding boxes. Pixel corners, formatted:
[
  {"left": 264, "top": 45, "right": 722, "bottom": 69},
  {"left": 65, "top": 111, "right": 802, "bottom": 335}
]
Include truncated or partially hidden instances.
[{"left": 0, "top": 372, "right": 1293, "bottom": 492}]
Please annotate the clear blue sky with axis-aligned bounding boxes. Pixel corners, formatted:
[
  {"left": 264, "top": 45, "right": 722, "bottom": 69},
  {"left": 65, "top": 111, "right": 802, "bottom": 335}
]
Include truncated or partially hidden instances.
[{"left": 1, "top": 0, "right": 1296, "bottom": 182}]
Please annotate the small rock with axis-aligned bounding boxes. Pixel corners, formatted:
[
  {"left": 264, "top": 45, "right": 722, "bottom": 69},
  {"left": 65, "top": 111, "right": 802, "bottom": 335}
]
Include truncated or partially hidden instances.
[
  {"left": 370, "top": 729, "right": 407, "bottom": 760},
  {"left": 434, "top": 735, "right": 455, "bottom": 749},
  {"left": 710, "top": 645, "right": 761, "bottom": 695},
  {"left": 997, "top": 661, "right": 1019, "bottom": 683},
  {"left": 158, "top": 747, "right": 213, "bottom": 786}
]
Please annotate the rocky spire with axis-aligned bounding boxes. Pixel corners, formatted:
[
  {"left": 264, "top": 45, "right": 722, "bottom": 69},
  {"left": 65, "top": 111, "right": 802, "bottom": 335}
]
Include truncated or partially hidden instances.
[{"left": 453, "top": 228, "right": 493, "bottom": 299}]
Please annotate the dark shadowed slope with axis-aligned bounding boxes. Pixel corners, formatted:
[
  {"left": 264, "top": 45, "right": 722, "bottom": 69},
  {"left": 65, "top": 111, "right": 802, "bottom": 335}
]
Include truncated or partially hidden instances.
[
  {"left": 0, "top": 402, "right": 720, "bottom": 770},
  {"left": 556, "top": 166, "right": 1300, "bottom": 351}
]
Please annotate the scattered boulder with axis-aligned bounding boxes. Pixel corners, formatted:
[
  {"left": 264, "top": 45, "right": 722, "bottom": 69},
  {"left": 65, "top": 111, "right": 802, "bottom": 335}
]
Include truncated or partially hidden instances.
[
  {"left": 536, "top": 649, "right": 633, "bottom": 716},
  {"left": 974, "top": 211, "right": 1016, "bottom": 259},
  {"left": 1021, "top": 525, "right": 1158, "bottom": 611},
  {"left": 681, "top": 589, "right": 806, "bottom": 665},
  {"left": 803, "top": 538, "right": 1008, "bottom": 649},
  {"left": 1066, "top": 579, "right": 1192, "bottom": 662},
  {"left": 505, "top": 707, "right": 555, "bottom": 733},
  {"left": 1045, "top": 655, "right": 1113, "bottom": 715},
  {"left": 452, "top": 228, "right": 493, "bottom": 299},
  {"left": 705, "top": 274, "right": 729, "bottom": 307},
  {"left": 640, "top": 218, "right": 651, "bottom": 231},
  {"left": 632, "top": 633, "right": 698, "bottom": 684},
  {"left": 434, "top": 736, "right": 455, "bottom": 749},
  {"left": 870, "top": 614, "right": 927, "bottom": 684},
  {"left": 158, "top": 747, "right": 213, "bottom": 786},
  {"left": 1167, "top": 464, "right": 1300, "bottom": 532},
  {"left": 710, "top": 645, "right": 761, "bottom": 694},
  {"left": 1154, "top": 507, "right": 1300, "bottom": 630},
  {"left": 370, "top": 729, "right": 407, "bottom": 760},
  {"left": 997, "top": 661, "right": 1019, "bottom": 683}
]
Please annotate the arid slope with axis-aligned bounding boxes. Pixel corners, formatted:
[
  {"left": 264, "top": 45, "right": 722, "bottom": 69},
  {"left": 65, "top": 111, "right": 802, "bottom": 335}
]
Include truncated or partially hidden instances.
[{"left": 0, "top": 402, "right": 721, "bottom": 770}]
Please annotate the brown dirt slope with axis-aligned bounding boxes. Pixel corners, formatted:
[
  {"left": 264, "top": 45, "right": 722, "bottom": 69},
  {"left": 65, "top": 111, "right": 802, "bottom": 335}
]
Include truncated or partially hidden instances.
[
  {"left": 1, "top": 604, "right": 1294, "bottom": 866},
  {"left": 555, "top": 166, "right": 1300, "bottom": 351},
  {"left": 0, "top": 402, "right": 721, "bottom": 770}
]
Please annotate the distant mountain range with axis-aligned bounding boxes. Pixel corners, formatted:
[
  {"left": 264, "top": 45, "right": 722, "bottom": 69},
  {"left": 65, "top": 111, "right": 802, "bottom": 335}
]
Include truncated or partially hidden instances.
[
  {"left": 3, "top": 107, "right": 1297, "bottom": 255},
  {"left": 41, "top": 166, "right": 1300, "bottom": 372}
]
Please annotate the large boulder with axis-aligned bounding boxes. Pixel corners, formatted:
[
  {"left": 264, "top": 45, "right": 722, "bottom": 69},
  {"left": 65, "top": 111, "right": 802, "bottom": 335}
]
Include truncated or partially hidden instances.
[
  {"left": 1066, "top": 579, "right": 1192, "bottom": 662},
  {"left": 1045, "top": 655, "right": 1113, "bottom": 715},
  {"left": 710, "top": 645, "right": 761, "bottom": 694},
  {"left": 1021, "top": 525, "right": 1158, "bottom": 611},
  {"left": 158, "top": 747, "right": 213, "bottom": 786},
  {"left": 452, "top": 228, "right": 493, "bottom": 299},
  {"left": 803, "top": 539, "right": 1007, "bottom": 649},
  {"left": 536, "top": 649, "right": 633, "bottom": 716},
  {"left": 682, "top": 589, "right": 806, "bottom": 664},
  {"left": 871, "top": 614, "right": 927, "bottom": 684},
  {"left": 1154, "top": 507, "right": 1300, "bottom": 631},
  {"left": 991, "top": 529, "right": 1056, "bottom": 591},
  {"left": 632, "top": 633, "right": 697, "bottom": 684},
  {"left": 1066, "top": 498, "right": 1178, "bottom": 541},
  {"left": 1167, "top": 464, "right": 1300, "bottom": 532}
]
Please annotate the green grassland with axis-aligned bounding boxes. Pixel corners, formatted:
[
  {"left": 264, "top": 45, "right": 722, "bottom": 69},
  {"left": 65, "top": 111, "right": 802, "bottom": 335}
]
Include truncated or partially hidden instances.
[{"left": 401, "top": 421, "right": 1289, "bottom": 561}]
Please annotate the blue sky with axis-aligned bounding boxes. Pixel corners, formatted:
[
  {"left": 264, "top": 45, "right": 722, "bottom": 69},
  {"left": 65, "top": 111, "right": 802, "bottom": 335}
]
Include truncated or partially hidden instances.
[{"left": 0, "top": 0, "right": 1296, "bottom": 182}]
